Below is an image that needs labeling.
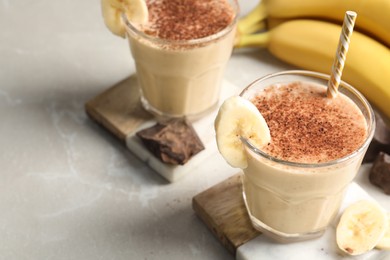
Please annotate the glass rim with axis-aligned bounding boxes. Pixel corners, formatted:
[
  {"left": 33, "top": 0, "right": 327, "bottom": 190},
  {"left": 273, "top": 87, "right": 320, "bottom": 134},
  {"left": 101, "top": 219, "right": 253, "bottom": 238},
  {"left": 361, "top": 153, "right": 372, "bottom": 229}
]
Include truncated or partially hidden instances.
[
  {"left": 240, "top": 70, "right": 376, "bottom": 168},
  {"left": 121, "top": 0, "right": 239, "bottom": 46}
]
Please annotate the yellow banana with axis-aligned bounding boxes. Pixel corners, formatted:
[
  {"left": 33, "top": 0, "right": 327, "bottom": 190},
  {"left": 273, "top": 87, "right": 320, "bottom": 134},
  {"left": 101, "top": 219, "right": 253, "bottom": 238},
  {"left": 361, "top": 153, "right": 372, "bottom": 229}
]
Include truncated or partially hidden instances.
[
  {"left": 238, "top": 0, "right": 390, "bottom": 48},
  {"left": 265, "top": 17, "right": 289, "bottom": 30},
  {"left": 235, "top": 19, "right": 390, "bottom": 120},
  {"left": 237, "top": 2, "right": 267, "bottom": 35}
]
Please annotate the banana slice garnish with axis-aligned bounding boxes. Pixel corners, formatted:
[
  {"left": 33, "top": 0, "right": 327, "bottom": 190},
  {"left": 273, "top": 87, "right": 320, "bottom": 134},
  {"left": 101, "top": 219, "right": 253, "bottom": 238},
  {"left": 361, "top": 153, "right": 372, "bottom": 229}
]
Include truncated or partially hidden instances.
[
  {"left": 214, "top": 96, "right": 271, "bottom": 169},
  {"left": 376, "top": 212, "right": 390, "bottom": 250},
  {"left": 101, "top": 0, "right": 148, "bottom": 37},
  {"left": 336, "top": 200, "right": 388, "bottom": 256}
]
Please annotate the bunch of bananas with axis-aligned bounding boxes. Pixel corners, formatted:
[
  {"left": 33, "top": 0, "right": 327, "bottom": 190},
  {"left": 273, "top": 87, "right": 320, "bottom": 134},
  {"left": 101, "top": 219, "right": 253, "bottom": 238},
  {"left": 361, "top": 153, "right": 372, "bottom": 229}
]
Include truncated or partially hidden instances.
[{"left": 235, "top": 0, "right": 390, "bottom": 121}]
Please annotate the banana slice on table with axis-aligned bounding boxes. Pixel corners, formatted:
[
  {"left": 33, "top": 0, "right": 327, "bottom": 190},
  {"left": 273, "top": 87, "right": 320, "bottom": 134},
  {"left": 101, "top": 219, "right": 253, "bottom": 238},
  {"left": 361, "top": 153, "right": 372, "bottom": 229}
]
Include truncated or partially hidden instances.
[
  {"left": 376, "top": 212, "right": 390, "bottom": 250},
  {"left": 101, "top": 0, "right": 148, "bottom": 37},
  {"left": 214, "top": 96, "right": 271, "bottom": 169},
  {"left": 336, "top": 200, "right": 388, "bottom": 256}
]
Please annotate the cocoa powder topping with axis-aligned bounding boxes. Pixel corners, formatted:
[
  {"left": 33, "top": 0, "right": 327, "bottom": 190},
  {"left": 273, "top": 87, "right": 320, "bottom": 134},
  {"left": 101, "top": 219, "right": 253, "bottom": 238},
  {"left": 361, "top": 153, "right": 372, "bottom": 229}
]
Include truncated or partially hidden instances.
[
  {"left": 143, "top": 0, "right": 235, "bottom": 41},
  {"left": 251, "top": 82, "right": 367, "bottom": 163}
]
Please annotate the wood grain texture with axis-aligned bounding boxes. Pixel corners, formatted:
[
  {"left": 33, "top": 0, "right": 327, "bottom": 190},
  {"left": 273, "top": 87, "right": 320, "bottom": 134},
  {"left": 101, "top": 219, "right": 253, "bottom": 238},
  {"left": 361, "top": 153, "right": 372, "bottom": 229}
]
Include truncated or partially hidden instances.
[
  {"left": 85, "top": 75, "right": 153, "bottom": 142},
  {"left": 192, "top": 173, "right": 260, "bottom": 255}
]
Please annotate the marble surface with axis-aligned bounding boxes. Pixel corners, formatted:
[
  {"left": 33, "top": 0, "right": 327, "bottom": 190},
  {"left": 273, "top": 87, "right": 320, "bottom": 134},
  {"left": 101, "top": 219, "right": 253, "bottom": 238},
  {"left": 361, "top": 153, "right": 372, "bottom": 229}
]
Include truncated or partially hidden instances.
[{"left": 1, "top": 1, "right": 389, "bottom": 260}]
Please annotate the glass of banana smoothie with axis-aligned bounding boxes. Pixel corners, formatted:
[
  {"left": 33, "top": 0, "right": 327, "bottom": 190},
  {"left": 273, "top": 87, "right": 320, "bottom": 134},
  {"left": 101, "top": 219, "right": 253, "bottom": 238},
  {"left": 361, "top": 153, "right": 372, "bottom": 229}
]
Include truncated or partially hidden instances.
[
  {"left": 216, "top": 70, "right": 375, "bottom": 242},
  {"left": 123, "top": 0, "right": 238, "bottom": 119}
]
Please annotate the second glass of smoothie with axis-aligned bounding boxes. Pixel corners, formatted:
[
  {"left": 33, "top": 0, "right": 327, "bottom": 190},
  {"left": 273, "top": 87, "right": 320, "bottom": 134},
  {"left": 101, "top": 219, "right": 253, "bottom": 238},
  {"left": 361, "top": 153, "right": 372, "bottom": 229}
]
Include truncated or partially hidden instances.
[
  {"left": 239, "top": 70, "right": 375, "bottom": 242},
  {"left": 123, "top": 0, "right": 239, "bottom": 119}
]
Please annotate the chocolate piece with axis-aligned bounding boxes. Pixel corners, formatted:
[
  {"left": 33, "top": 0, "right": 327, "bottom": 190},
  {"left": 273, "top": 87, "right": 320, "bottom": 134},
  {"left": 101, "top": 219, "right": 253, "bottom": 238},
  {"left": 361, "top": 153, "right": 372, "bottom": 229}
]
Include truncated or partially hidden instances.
[
  {"left": 136, "top": 119, "right": 205, "bottom": 165},
  {"left": 369, "top": 152, "right": 390, "bottom": 195},
  {"left": 363, "top": 112, "right": 390, "bottom": 163}
]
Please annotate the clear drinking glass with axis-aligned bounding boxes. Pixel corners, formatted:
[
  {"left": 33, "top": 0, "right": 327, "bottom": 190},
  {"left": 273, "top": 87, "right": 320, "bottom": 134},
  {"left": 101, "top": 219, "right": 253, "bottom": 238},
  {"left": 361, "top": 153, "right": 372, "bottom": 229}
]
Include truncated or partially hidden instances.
[
  {"left": 239, "top": 70, "right": 375, "bottom": 242},
  {"left": 122, "top": 0, "right": 239, "bottom": 119}
]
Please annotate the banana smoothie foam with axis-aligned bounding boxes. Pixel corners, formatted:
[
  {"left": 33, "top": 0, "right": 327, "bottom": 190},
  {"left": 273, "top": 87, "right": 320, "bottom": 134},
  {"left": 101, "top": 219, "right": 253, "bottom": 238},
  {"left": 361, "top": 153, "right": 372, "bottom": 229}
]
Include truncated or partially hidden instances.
[
  {"left": 126, "top": 0, "right": 237, "bottom": 117},
  {"left": 141, "top": 0, "right": 234, "bottom": 41},
  {"left": 251, "top": 81, "right": 367, "bottom": 163}
]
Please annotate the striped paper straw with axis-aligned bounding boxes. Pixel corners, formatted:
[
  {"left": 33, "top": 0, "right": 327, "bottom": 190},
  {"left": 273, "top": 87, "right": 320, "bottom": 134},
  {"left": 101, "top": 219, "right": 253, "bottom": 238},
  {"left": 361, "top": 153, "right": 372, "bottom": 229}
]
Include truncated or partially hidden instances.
[{"left": 327, "top": 11, "right": 357, "bottom": 98}]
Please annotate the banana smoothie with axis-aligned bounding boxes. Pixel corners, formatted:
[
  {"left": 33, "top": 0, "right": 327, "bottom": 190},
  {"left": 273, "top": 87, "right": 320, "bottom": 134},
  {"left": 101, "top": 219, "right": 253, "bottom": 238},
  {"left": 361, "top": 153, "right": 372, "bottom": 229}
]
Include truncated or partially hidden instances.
[
  {"left": 215, "top": 71, "right": 375, "bottom": 242},
  {"left": 123, "top": 0, "right": 238, "bottom": 118},
  {"left": 244, "top": 82, "right": 367, "bottom": 237}
]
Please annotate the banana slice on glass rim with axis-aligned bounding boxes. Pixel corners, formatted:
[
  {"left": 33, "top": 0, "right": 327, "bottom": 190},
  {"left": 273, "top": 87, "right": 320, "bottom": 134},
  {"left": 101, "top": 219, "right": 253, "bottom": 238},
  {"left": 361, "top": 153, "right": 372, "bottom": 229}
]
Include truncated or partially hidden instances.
[
  {"left": 336, "top": 200, "right": 388, "bottom": 256},
  {"left": 214, "top": 96, "right": 271, "bottom": 169},
  {"left": 101, "top": 0, "right": 148, "bottom": 37}
]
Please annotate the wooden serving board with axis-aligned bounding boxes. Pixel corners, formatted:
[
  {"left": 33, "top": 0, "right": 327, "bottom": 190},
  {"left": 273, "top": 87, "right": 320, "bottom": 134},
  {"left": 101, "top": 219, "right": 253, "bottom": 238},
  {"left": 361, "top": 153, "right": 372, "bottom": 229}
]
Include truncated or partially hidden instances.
[
  {"left": 85, "top": 75, "right": 153, "bottom": 142},
  {"left": 85, "top": 75, "right": 240, "bottom": 182},
  {"left": 192, "top": 173, "right": 260, "bottom": 255}
]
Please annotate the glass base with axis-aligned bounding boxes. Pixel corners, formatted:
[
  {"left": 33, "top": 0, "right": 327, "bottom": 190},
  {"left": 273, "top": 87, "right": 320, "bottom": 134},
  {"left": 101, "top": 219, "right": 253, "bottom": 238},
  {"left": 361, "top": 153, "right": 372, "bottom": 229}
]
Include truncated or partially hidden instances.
[
  {"left": 247, "top": 212, "right": 326, "bottom": 243},
  {"left": 242, "top": 191, "right": 326, "bottom": 243},
  {"left": 140, "top": 95, "right": 219, "bottom": 121}
]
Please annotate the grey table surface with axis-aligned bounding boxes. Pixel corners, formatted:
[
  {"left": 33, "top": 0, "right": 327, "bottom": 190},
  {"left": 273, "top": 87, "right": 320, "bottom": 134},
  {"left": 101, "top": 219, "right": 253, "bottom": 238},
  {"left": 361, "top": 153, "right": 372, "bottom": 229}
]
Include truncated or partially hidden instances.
[{"left": 3, "top": 1, "right": 388, "bottom": 259}]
